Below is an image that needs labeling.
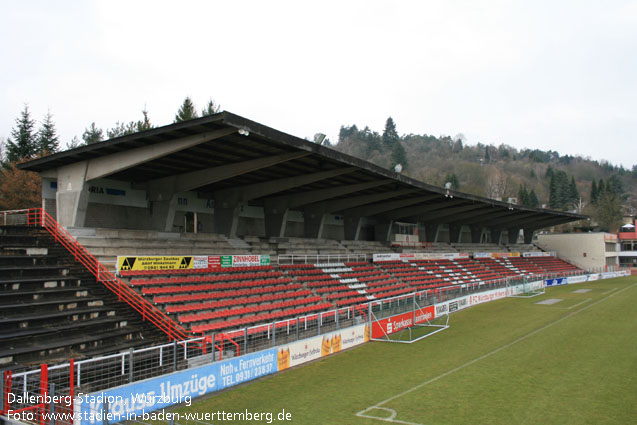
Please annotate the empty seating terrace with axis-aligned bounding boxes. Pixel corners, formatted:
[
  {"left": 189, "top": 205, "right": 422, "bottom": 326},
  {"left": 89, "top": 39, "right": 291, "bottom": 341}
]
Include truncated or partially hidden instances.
[{"left": 120, "top": 251, "right": 582, "bottom": 335}]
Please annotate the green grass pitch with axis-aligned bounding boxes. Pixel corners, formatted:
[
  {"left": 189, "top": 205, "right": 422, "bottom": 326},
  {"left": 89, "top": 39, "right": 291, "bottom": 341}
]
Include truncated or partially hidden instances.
[{"left": 171, "top": 276, "right": 637, "bottom": 425}]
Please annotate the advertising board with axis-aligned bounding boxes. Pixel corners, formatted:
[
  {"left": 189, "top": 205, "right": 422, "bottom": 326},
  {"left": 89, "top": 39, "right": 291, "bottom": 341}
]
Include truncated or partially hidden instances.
[
  {"left": 77, "top": 349, "right": 278, "bottom": 425},
  {"left": 117, "top": 254, "right": 270, "bottom": 272},
  {"left": 276, "top": 324, "right": 367, "bottom": 370}
]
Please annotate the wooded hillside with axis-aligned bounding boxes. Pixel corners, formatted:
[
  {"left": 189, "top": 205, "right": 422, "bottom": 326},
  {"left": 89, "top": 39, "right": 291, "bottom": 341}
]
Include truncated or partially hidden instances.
[{"left": 333, "top": 118, "right": 636, "bottom": 232}]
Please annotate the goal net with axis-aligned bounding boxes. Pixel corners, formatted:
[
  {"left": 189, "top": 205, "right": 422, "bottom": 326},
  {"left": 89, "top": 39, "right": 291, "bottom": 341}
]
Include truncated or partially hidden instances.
[
  {"left": 368, "top": 293, "right": 449, "bottom": 344},
  {"left": 507, "top": 279, "right": 546, "bottom": 298}
]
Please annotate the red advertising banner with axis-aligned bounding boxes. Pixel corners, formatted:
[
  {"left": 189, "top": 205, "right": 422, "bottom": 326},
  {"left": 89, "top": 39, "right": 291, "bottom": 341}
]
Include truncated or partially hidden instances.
[
  {"left": 208, "top": 255, "right": 221, "bottom": 268},
  {"left": 371, "top": 306, "right": 435, "bottom": 338},
  {"left": 414, "top": 305, "right": 435, "bottom": 324},
  {"left": 371, "top": 311, "right": 413, "bottom": 338}
]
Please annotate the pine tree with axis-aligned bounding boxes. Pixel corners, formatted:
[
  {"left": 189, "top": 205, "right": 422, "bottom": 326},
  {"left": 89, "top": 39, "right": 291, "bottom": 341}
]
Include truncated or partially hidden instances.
[
  {"left": 549, "top": 173, "right": 558, "bottom": 208},
  {"left": 382, "top": 117, "right": 399, "bottom": 149},
  {"left": 598, "top": 178, "right": 605, "bottom": 197},
  {"left": 590, "top": 180, "right": 598, "bottom": 204},
  {"left": 108, "top": 109, "right": 154, "bottom": 139},
  {"left": 545, "top": 165, "right": 553, "bottom": 179},
  {"left": 569, "top": 176, "right": 579, "bottom": 204},
  {"left": 107, "top": 122, "right": 128, "bottom": 139},
  {"left": 518, "top": 185, "right": 530, "bottom": 206},
  {"left": 174, "top": 97, "right": 198, "bottom": 123},
  {"left": 390, "top": 141, "right": 407, "bottom": 170},
  {"left": 36, "top": 110, "right": 59, "bottom": 155},
  {"left": 594, "top": 191, "right": 622, "bottom": 232},
  {"left": 82, "top": 123, "right": 104, "bottom": 144},
  {"left": 6, "top": 105, "right": 38, "bottom": 162},
  {"left": 201, "top": 99, "right": 221, "bottom": 116},
  {"left": 67, "top": 136, "right": 82, "bottom": 149},
  {"left": 363, "top": 126, "right": 382, "bottom": 154},
  {"left": 528, "top": 189, "right": 539, "bottom": 207},
  {"left": 137, "top": 109, "right": 153, "bottom": 132},
  {"left": 607, "top": 174, "right": 624, "bottom": 197}
]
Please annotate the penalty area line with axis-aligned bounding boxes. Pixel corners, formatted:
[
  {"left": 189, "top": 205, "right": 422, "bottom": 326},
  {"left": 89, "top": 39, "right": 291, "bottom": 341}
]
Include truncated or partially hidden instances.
[{"left": 355, "top": 282, "right": 636, "bottom": 424}]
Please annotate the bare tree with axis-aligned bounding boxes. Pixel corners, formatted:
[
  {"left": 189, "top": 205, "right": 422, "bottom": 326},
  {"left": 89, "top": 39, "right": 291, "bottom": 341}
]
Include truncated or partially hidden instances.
[{"left": 486, "top": 167, "right": 511, "bottom": 201}]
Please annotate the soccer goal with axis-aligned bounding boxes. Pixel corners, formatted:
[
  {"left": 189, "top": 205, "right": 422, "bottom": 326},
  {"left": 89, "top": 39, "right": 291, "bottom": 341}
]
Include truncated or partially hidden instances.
[
  {"left": 368, "top": 293, "right": 450, "bottom": 344},
  {"left": 507, "top": 279, "right": 546, "bottom": 298}
]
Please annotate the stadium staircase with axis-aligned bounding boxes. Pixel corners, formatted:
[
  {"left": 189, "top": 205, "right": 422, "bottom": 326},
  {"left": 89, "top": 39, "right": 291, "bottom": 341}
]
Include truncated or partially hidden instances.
[{"left": 0, "top": 225, "right": 167, "bottom": 367}]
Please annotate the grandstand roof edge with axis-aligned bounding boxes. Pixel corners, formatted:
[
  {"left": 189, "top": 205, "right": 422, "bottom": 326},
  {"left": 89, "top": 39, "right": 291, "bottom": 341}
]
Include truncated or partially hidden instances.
[{"left": 17, "top": 110, "right": 587, "bottom": 224}]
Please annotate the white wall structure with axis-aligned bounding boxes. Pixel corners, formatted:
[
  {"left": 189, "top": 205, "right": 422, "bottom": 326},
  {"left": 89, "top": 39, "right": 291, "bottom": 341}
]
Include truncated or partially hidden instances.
[{"left": 536, "top": 233, "right": 619, "bottom": 271}]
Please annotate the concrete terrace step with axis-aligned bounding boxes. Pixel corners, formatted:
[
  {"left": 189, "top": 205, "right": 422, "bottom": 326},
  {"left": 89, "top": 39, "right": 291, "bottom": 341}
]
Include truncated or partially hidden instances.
[{"left": 69, "top": 227, "right": 229, "bottom": 241}]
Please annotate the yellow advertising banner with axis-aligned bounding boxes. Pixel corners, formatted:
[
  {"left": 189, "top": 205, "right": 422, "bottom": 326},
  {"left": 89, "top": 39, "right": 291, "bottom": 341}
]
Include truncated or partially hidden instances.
[{"left": 117, "top": 256, "right": 194, "bottom": 272}]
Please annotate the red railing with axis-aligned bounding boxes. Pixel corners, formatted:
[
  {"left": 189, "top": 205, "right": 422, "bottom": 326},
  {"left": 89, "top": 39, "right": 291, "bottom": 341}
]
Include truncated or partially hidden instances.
[{"left": 25, "top": 208, "right": 200, "bottom": 342}]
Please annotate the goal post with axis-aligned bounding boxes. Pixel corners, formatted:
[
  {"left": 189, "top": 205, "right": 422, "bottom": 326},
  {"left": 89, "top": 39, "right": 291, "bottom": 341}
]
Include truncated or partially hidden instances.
[
  {"left": 368, "top": 292, "right": 450, "bottom": 344},
  {"left": 507, "top": 278, "right": 546, "bottom": 298}
]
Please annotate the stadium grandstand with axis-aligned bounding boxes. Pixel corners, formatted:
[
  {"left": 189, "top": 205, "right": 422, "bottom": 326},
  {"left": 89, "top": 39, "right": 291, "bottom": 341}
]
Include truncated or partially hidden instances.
[{"left": 1, "top": 111, "right": 593, "bottom": 424}]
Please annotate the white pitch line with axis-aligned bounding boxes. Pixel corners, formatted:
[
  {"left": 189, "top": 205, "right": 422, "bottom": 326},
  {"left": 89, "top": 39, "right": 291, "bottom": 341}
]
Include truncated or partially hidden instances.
[
  {"left": 357, "top": 407, "right": 425, "bottom": 425},
  {"left": 601, "top": 287, "right": 618, "bottom": 295},
  {"left": 566, "top": 298, "right": 592, "bottom": 310},
  {"left": 355, "top": 282, "right": 636, "bottom": 424}
]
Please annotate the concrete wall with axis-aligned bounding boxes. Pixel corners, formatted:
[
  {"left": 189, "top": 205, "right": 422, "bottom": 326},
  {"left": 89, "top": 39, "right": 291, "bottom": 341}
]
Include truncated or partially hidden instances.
[
  {"left": 85, "top": 203, "right": 154, "bottom": 230},
  {"left": 536, "top": 233, "right": 619, "bottom": 270}
]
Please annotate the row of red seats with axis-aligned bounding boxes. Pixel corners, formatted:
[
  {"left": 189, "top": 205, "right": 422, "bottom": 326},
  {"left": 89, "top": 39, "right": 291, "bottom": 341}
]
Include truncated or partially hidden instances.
[
  {"left": 350, "top": 266, "right": 375, "bottom": 272},
  {"left": 365, "top": 278, "right": 399, "bottom": 287},
  {"left": 166, "top": 289, "right": 313, "bottom": 313},
  {"left": 286, "top": 269, "right": 323, "bottom": 276},
  {"left": 153, "top": 283, "right": 304, "bottom": 304},
  {"left": 305, "top": 279, "right": 342, "bottom": 288},
  {"left": 358, "top": 274, "right": 396, "bottom": 283},
  {"left": 191, "top": 302, "right": 333, "bottom": 332},
  {"left": 344, "top": 261, "right": 369, "bottom": 267},
  {"left": 377, "top": 263, "right": 411, "bottom": 270},
  {"left": 315, "top": 285, "right": 350, "bottom": 294},
  {"left": 180, "top": 296, "right": 323, "bottom": 323},
  {"left": 278, "top": 264, "right": 315, "bottom": 269},
  {"left": 367, "top": 284, "right": 409, "bottom": 294},
  {"left": 370, "top": 287, "right": 414, "bottom": 298},
  {"left": 131, "top": 271, "right": 283, "bottom": 286},
  {"left": 404, "top": 277, "right": 459, "bottom": 286},
  {"left": 327, "top": 291, "right": 361, "bottom": 300},
  {"left": 335, "top": 296, "right": 369, "bottom": 306},
  {"left": 296, "top": 274, "right": 332, "bottom": 282},
  {"left": 410, "top": 281, "right": 461, "bottom": 291},
  {"left": 221, "top": 308, "right": 345, "bottom": 338},
  {"left": 142, "top": 278, "right": 293, "bottom": 295},
  {"left": 340, "top": 271, "right": 382, "bottom": 279}
]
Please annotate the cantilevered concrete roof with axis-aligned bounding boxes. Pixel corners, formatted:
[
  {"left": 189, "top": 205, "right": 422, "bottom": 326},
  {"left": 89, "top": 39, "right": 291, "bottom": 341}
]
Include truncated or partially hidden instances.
[{"left": 19, "top": 111, "right": 585, "bottom": 238}]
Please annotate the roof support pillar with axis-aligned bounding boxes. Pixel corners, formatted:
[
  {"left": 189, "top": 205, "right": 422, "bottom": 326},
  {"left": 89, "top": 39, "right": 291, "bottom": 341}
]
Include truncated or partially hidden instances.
[
  {"left": 470, "top": 225, "right": 482, "bottom": 243},
  {"left": 374, "top": 220, "right": 393, "bottom": 243},
  {"left": 150, "top": 197, "right": 178, "bottom": 232},
  {"left": 507, "top": 227, "right": 521, "bottom": 244},
  {"left": 523, "top": 227, "right": 535, "bottom": 244},
  {"left": 303, "top": 206, "right": 326, "bottom": 239},
  {"left": 214, "top": 204, "right": 241, "bottom": 238},
  {"left": 263, "top": 203, "right": 288, "bottom": 238},
  {"left": 424, "top": 223, "right": 438, "bottom": 243},
  {"left": 449, "top": 224, "right": 462, "bottom": 244},
  {"left": 344, "top": 215, "right": 363, "bottom": 241},
  {"left": 490, "top": 228, "right": 503, "bottom": 245},
  {"left": 55, "top": 161, "right": 89, "bottom": 228}
]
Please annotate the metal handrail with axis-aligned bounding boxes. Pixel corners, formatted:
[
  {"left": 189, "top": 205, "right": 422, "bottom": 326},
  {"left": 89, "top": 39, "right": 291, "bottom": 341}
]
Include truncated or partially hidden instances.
[{"left": 23, "top": 208, "right": 199, "bottom": 342}]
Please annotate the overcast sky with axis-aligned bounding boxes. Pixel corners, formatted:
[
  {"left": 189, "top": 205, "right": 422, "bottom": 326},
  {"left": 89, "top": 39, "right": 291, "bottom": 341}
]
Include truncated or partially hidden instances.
[{"left": 1, "top": 1, "right": 636, "bottom": 168}]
